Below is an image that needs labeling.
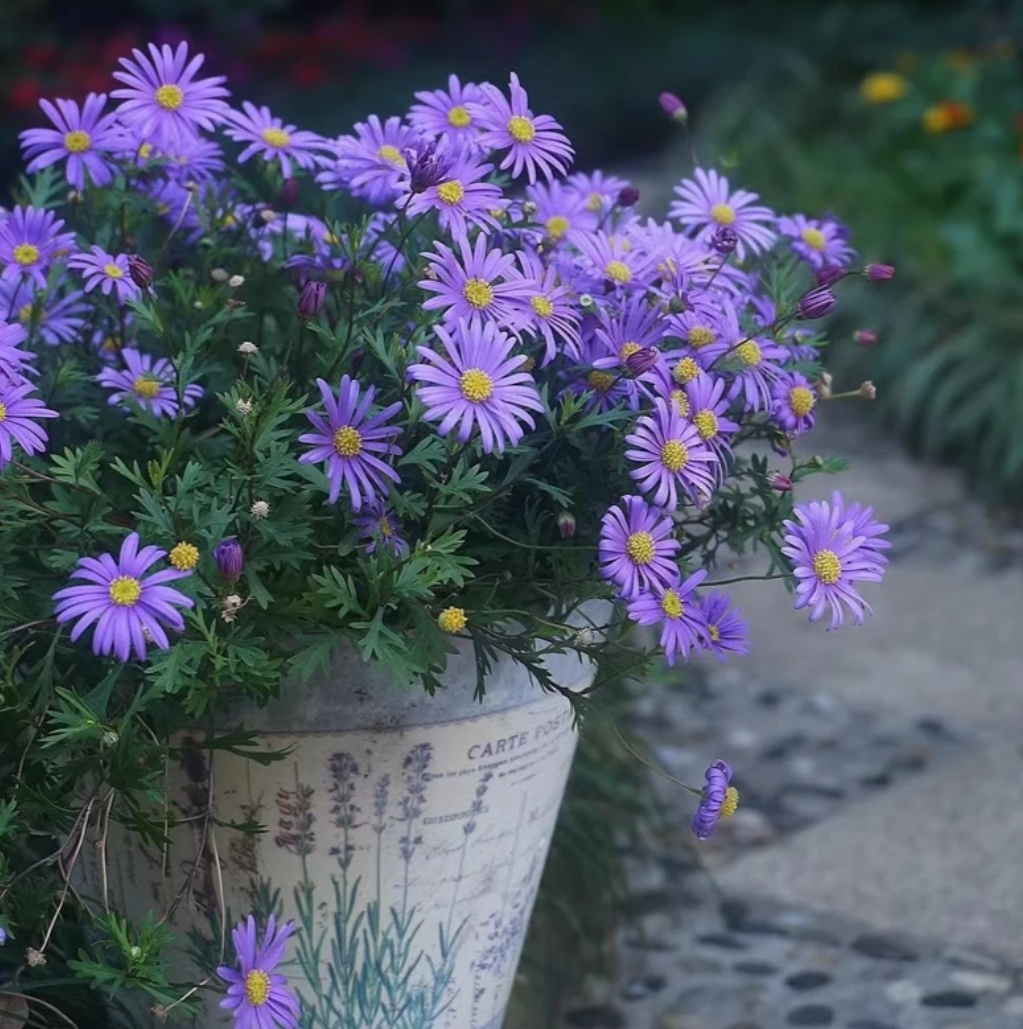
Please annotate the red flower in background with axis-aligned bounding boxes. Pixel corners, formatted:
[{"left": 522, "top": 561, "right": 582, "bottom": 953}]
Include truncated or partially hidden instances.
[{"left": 9, "top": 79, "right": 41, "bottom": 114}]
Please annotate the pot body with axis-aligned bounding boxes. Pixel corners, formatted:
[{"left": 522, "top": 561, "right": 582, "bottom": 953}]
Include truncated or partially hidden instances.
[{"left": 95, "top": 641, "right": 594, "bottom": 1029}]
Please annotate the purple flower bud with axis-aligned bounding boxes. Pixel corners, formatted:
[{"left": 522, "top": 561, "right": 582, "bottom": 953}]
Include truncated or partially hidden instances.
[
  {"left": 127, "top": 254, "right": 153, "bottom": 290},
  {"left": 280, "top": 177, "right": 300, "bottom": 210},
  {"left": 297, "top": 280, "right": 326, "bottom": 322},
  {"left": 797, "top": 286, "right": 837, "bottom": 320},
  {"left": 711, "top": 226, "right": 738, "bottom": 255},
  {"left": 659, "top": 91, "right": 688, "bottom": 124},
  {"left": 667, "top": 293, "right": 690, "bottom": 315},
  {"left": 403, "top": 141, "right": 449, "bottom": 194},
  {"left": 213, "top": 539, "right": 245, "bottom": 581},
  {"left": 625, "top": 347, "right": 660, "bottom": 376},
  {"left": 349, "top": 348, "right": 366, "bottom": 375},
  {"left": 617, "top": 186, "right": 640, "bottom": 208},
  {"left": 770, "top": 472, "right": 793, "bottom": 493},
  {"left": 815, "top": 265, "right": 843, "bottom": 287},
  {"left": 557, "top": 511, "right": 576, "bottom": 539},
  {"left": 853, "top": 328, "right": 878, "bottom": 347},
  {"left": 865, "top": 263, "right": 895, "bottom": 281}
]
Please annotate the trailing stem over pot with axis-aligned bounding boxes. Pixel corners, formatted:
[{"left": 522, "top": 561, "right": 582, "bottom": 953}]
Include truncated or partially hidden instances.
[{"left": 0, "top": 42, "right": 890, "bottom": 1025}]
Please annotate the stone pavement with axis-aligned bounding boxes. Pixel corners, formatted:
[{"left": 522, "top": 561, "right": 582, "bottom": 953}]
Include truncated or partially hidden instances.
[{"left": 558, "top": 407, "right": 1023, "bottom": 1029}]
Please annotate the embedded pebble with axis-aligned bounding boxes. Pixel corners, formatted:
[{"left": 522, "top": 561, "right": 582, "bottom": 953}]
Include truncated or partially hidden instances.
[
  {"left": 920, "top": 990, "right": 977, "bottom": 1008},
  {"left": 786, "top": 1004, "right": 835, "bottom": 1026},
  {"left": 564, "top": 1003, "right": 627, "bottom": 1028},
  {"left": 786, "top": 971, "right": 831, "bottom": 991},
  {"left": 733, "top": 961, "right": 777, "bottom": 976},
  {"left": 851, "top": 935, "right": 918, "bottom": 962}
]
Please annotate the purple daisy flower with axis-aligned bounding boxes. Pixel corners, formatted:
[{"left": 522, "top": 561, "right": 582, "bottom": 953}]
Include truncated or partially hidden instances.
[
  {"left": 515, "top": 250, "right": 581, "bottom": 364},
  {"left": 418, "top": 235, "right": 532, "bottom": 330},
  {"left": 572, "top": 230, "right": 654, "bottom": 290},
  {"left": 625, "top": 397, "right": 718, "bottom": 510},
  {"left": 0, "top": 321, "right": 34, "bottom": 384},
  {"left": 225, "top": 102, "right": 332, "bottom": 178},
  {"left": 318, "top": 116, "right": 421, "bottom": 206},
  {"left": 408, "top": 74, "right": 486, "bottom": 141},
  {"left": 777, "top": 213, "right": 856, "bottom": 270},
  {"left": 684, "top": 372, "right": 740, "bottom": 462},
  {"left": 0, "top": 206, "right": 76, "bottom": 289},
  {"left": 724, "top": 336, "right": 790, "bottom": 413},
  {"left": 97, "top": 348, "right": 203, "bottom": 418},
  {"left": 670, "top": 168, "right": 776, "bottom": 259},
  {"left": 14, "top": 287, "right": 89, "bottom": 347},
  {"left": 562, "top": 333, "right": 634, "bottom": 413},
  {"left": 157, "top": 135, "right": 226, "bottom": 182},
  {"left": 771, "top": 371, "right": 818, "bottom": 435},
  {"left": 525, "top": 180, "right": 596, "bottom": 243},
  {"left": 627, "top": 569, "right": 708, "bottom": 665},
  {"left": 842, "top": 498, "right": 892, "bottom": 556},
  {"left": 354, "top": 499, "right": 410, "bottom": 558},
  {"left": 20, "top": 94, "right": 122, "bottom": 192},
  {"left": 68, "top": 247, "right": 142, "bottom": 305},
  {"left": 471, "top": 72, "right": 574, "bottom": 184},
  {"left": 665, "top": 301, "right": 739, "bottom": 370},
  {"left": 781, "top": 492, "right": 889, "bottom": 630},
  {"left": 598, "top": 495, "right": 681, "bottom": 598},
  {"left": 698, "top": 591, "right": 750, "bottom": 661},
  {"left": 409, "top": 319, "right": 544, "bottom": 454},
  {"left": 404, "top": 143, "right": 503, "bottom": 241},
  {"left": 564, "top": 170, "right": 632, "bottom": 218},
  {"left": 217, "top": 915, "right": 299, "bottom": 1029},
  {"left": 592, "top": 296, "right": 667, "bottom": 378},
  {"left": 298, "top": 375, "right": 403, "bottom": 511},
  {"left": 53, "top": 533, "right": 194, "bottom": 662},
  {"left": 111, "top": 41, "right": 230, "bottom": 151},
  {"left": 0, "top": 379, "right": 57, "bottom": 467},
  {"left": 692, "top": 759, "right": 737, "bottom": 840}
]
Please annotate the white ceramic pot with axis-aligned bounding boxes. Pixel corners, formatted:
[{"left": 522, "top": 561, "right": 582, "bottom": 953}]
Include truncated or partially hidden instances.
[{"left": 96, "top": 640, "right": 594, "bottom": 1029}]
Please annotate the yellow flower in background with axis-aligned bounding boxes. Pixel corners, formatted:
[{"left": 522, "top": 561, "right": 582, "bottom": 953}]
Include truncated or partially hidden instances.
[
  {"left": 922, "top": 100, "right": 974, "bottom": 134},
  {"left": 860, "top": 72, "right": 908, "bottom": 104}
]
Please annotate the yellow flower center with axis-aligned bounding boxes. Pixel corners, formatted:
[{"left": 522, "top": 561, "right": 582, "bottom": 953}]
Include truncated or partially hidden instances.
[
  {"left": 447, "top": 105, "right": 472, "bottom": 128},
  {"left": 545, "top": 215, "right": 570, "bottom": 239},
  {"left": 530, "top": 295, "right": 554, "bottom": 318},
  {"left": 693, "top": 410, "right": 719, "bottom": 440},
  {"left": 379, "top": 516, "right": 394, "bottom": 538},
  {"left": 104, "top": 263, "right": 124, "bottom": 279},
  {"left": 0, "top": 401, "right": 6, "bottom": 423},
  {"left": 13, "top": 244, "right": 40, "bottom": 267},
  {"left": 619, "top": 342, "right": 641, "bottom": 360},
  {"left": 169, "top": 542, "right": 199, "bottom": 571},
  {"left": 108, "top": 576, "right": 142, "bottom": 607},
  {"left": 660, "top": 589, "right": 683, "bottom": 619},
  {"left": 660, "top": 439, "right": 689, "bottom": 473},
  {"left": 800, "top": 227, "right": 827, "bottom": 252},
  {"left": 507, "top": 115, "right": 536, "bottom": 143},
  {"left": 625, "top": 531, "right": 655, "bottom": 565},
  {"left": 670, "top": 389, "right": 690, "bottom": 417},
  {"left": 18, "top": 303, "right": 33, "bottom": 324},
  {"left": 672, "top": 357, "right": 700, "bottom": 384},
  {"left": 813, "top": 549, "right": 842, "bottom": 585},
  {"left": 64, "top": 129, "right": 91, "bottom": 153},
  {"left": 436, "top": 180, "right": 465, "bottom": 205},
  {"left": 860, "top": 72, "right": 907, "bottom": 104},
  {"left": 720, "top": 786, "right": 739, "bottom": 819},
  {"left": 137, "top": 142, "right": 154, "bottom": 160},
  {"left": 438, "top": 606, "right": 468, "bottom": 633},
  {"left": 687, "top": 325, "right": 715, "bottom": 349},
  {"left": 261, "top": 127, "right": 291, "bottom": 149},
  {"left": 243, "top": 969, "right": 271, "bottom": 1007},
  {"left": 710, "top": 202, "right": 736, "bottom": 226},
  {"left": 585, "top": 192, "right": 603, "bottom": 212},
  {"left": 462, "top": 277, "right": 494, "bottom": 309},
  {"left": 132, "top": 376, "right": 161, "bottom": 400},
  {"left": 605, "top": 260, "right": 632, "bottom": 284},
  {"left": 736, "top": 340, "right": 762, "bottom": 367},
  {"left": 460, "top": 368, "right": 494, "bottom": 403},
  {"left": 708, "top": 623, "right": 721, "bottom": 642},
  {"left": 789, "top": 386, "right": 815, "bottom": 418},
  {"left": 155, "top": 84, "right": 184, "bottom": 111},
  {"left": 587, "top": 370, "right": 615, "bottom": 394},
  {"left": 377, "top": 144, "right": 405, "bottom": 166},
  {"left": 333, "top": 425, "right": 363, "bottom": 457}
]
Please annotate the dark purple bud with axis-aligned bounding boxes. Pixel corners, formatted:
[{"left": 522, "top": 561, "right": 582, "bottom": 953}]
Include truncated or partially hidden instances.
[
  {"left": 213, "top": 539, "right": 245, "bottom": 581},
  {"left": 617, "top": 186, "right": 640, "bottom": 208},
  {"left": 349, "top": 349, "right": 366, "bottom": 375},
  {"left": 280, "top": 177, "right": 300, "bottom": 209},
  {"left": 625, "top": 347, "right": 660, "bottom": 376},
  {"left": 770, "top": 472, "right": 793, "bottom": 493},
  {"left": 297, "top": 280, "right": 326, "bottom": 322},
  {"left": 403, "top": 141, "right": 449, "bottom": 194},
  {"left": 853, "top": 328, "right": 878, "bottom": 347},
  {"left": 711, "top": 226, "right": 738, "bottom": 255},
  {"left": 815, "top": 265, "right": 843, "bottom": 287},
  {"left": 659, "top": 91, "right": 688, "bottom": 124},
  {"left": 865, "top": 263, "right": 895, "bottom": 281},
  {"left": 557, "top": 511, "right": 576, "bottom": 539},
  {"left": 127, "top": 254, "right": 153, "bottom": 290},
  {"left": 797, "top": 286, "right": 837, "bottom": 320}
]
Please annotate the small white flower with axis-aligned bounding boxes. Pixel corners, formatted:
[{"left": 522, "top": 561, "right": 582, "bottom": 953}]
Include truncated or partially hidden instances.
[
  {"left": 259, "top": 208, "right": 277, "bottom": 224},
  {"left": 235, "top": 398, "right": 254, "bottom": 417},
  {"left": 221, "top": 594, "right": 245, "bottom": 623},
  {"left": 229, "top": 274, "right": 245, "bottom": 289},
  {"left": 238, "top": 341, "right": 259, "bottom": 354},
  {"left": 250, "top": 500, "right": 270, "bottom": 520},
  {"left": 210, "top": 268, "right": 229, "bottom": 283}
]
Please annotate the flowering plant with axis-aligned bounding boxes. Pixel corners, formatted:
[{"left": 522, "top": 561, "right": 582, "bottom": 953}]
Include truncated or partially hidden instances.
[{"left": 0, "top": 43, "right": 889, "bottom": 1023}]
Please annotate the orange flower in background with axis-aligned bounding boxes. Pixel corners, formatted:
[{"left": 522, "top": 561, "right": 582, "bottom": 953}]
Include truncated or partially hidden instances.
[
  {"left": 860, "top": 71, "right": 908, "bottom": 103},
  {"left": 922, "top": 100, "right": 974, "bottom": 134}
]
